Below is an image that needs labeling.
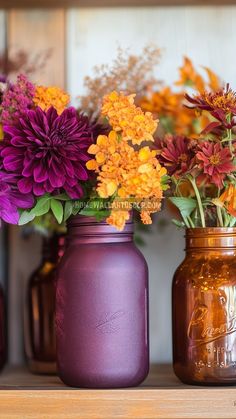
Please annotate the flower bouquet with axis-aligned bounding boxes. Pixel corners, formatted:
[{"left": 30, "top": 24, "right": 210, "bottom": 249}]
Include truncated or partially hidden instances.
[
  {"left": 167, "top": 84, "right": 236, "bottom": 386},
  {"left": 156, "top": 84, "right": 236, "bottom": 228},
  {"left": 0, "top": 74, "right": 168, "bottom": 231}
]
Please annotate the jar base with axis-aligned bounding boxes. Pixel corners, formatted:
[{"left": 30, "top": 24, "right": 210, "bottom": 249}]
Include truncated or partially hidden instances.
[
  {"left": 59, "top": 366, "right": 149, "bottom": 389},
  {"left": 174, "top": 368, "right": 236, "bottom": 386},
  {"left": 28, "top": 359, "right": 57, "bottom": 375},
  {"left": 177, "top": 377, "right": 236, "bottom": 386}
]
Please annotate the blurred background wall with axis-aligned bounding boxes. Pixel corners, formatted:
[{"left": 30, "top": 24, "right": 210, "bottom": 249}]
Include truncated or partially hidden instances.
[{"left": 1, "top": 4, "right": 236, "bottom": 364}]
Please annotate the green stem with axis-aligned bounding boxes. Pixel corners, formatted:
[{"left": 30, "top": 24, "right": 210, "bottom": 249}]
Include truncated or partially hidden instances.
[
  {"left": 216, "top": 206, "right": 224, "bottom": 227},
  {"left": 189, "top": 177, "right": 206, "bottom": 228},
  {"left": 187, "top": 215, "right": 195, "bottom": 228},
  {"left": 227, "top": 128, "right": 233, "bottom": 154},
  {"left": 182, "top": 216, "right": 190, "bottom": 228}
]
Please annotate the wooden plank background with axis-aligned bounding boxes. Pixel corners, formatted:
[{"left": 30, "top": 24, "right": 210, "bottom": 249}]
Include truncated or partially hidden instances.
[{"left": 5, "top": 9, "right": 66, "bottom": 364}]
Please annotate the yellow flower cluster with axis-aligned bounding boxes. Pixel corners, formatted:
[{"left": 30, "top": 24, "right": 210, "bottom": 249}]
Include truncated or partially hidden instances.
[
  {"left": 101, "top": 91, "right": 158, "bottom": 145},
  {"left": 86, "top": 107, "right": 166, "bottom": 230},
  {"left": 33, "top": 86, "right": 70, "bottom": 115}
]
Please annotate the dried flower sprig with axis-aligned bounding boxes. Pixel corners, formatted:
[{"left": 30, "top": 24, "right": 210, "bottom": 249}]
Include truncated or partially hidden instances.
[{"left": 79, "top": 45, "right": 161, "bottom": 118}]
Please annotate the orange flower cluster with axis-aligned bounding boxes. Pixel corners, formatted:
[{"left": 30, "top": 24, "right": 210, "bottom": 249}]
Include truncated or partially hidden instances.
[
  {"left": 139, "top": 57, "right": 221, "bottom": 137},
  {"left": 34, "top": 86, "right": 70, "bottom": 114},
  {"left": 140, "top": 87, "right": 198, "bottom": 136},
  {"left": 175, "top": 57, "right": 220, "bottom": 92},
  {"left": 101, "top": 91, "right": 158, "bottom": 145},
  {"left": 86, "top": 92, "right": 167, "bottom": 230}
]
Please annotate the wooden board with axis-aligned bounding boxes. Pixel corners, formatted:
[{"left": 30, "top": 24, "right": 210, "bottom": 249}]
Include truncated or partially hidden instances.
[
  {"left": 1, "top": 0, "right": 236, "bottom": 7},
  {"left": 7, "top": 9, "right": 65, "bottom": 87},
  {"left": 0, "top": 365, "right": 236, "bottom": 418},
  {"left": 6, "top": 9, "right": 66, "bottom": 365}
]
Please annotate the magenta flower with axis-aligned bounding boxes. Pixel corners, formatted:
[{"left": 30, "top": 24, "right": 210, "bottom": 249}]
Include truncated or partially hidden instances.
[
  {"left": 196, "top": 142, "right": 235, "bottom": 188},
  {"left": 155, "top": 135, "right": 194, "bottom": 177},
  {"left": 2, "top": 106, "right": 93, "bottom": 199},
  {"left": 0, "top": 171, "right": 34, "bottom": 224},
  {"left": 0, "top": 74, "right": 35, "bottom": 125}
]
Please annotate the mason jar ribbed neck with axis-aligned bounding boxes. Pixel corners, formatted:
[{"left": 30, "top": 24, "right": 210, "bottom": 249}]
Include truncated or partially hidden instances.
[
  {"left": 67, "top": 215, "right": 134, "bottom": 243},
  {"left": 185, "top": 227, "right": 236, "bottom": 251}
]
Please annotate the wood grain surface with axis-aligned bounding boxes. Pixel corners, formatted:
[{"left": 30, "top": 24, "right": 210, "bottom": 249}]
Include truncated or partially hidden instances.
[
  {"left": 6, "top": 9, "right": 66, "bottom": 365},
  {"left": 7, "top": 9, "right": 65, "bottom": 86},
  {"left": 0, "top": 365, "right": 236, "bottom": 418}
]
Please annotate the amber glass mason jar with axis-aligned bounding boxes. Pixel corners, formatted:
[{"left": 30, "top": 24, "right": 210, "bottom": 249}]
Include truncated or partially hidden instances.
[
  {"left": 173, "top": 228, "right": 236, "bottom": 385},
  {"left": 25, "top": 234, "right": 65, "bottom": 374}
]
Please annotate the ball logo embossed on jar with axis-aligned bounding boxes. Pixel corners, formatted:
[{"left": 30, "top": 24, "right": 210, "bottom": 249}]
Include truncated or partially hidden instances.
[
  {"left": 188, "top": 301, "right": 236, "bottom": 347},
  {"left": 95, "top": 310, "right": 126, "bottom": 334}
]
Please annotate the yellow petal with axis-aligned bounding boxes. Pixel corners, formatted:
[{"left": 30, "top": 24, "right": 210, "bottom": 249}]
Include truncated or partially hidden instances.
[
  {"left": 97, "top": 135, "right": 108, "bottom": 146},
  {"left": 109, "top": 91, "right": 119, "bottom": 101},
  {"left": 87, "top": 144, "right": 99, "bottom": 154},
  {"left": 108, "top": 130, "right": 118, "bottom": 142},
  {"left": 86, "top": 160, "right": 97, "bottom": 170},
  {"left": 96, "top": 152, "right": 106, "bottom": 164},
  {"left": 107, "top": 181, "right": 117, "bottom": 196},
  {"left": 138, "top": 163, "right": 152, "bottom": 173},
  {"left": 138, "top": 146, "right": 150, "bottom": 161}
]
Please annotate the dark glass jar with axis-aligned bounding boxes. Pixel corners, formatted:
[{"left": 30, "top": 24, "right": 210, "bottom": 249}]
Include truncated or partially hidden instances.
[
  {"left": 25, "top": 234, "right": 65, "bottom": 374},
  {"left": 173, "top": 228, "right": 236, "bottom": 385},
  {"left": 0, "top": 283, "right": 5, "bottom": 370},
  {"left": 56, "top": 216, "right": 149, "bottom": 388}
]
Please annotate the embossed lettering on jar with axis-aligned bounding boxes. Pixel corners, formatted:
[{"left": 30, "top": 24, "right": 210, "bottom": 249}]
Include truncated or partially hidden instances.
[
  {"left": 56, "top": 216, "right": 149, "bottom": 388},
  {"left": 172, "top": 228, "right": 236, "bottom": 385}
]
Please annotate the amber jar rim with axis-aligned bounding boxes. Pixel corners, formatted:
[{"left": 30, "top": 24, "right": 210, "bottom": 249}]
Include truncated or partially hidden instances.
[
  {"left": 186, "top": 227, "right": 236, "bottom": 235},
  {"left": 185, "top": 227, "right": 236, "bottom": 250}
]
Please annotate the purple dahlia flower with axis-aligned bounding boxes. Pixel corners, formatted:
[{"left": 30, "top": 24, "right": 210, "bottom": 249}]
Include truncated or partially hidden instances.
[
  {"left": 2, "top": 106, "right": 93, "bottom": 199},
  {"left": 0, "top": 171, "right": 34, "bottom": 224}
]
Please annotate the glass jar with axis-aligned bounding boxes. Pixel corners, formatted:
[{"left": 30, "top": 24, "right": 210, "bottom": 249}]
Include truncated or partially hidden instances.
[
  {"left": 25, "top": 234, "right": 65, "bottom": 374},
  {"left": 173, "top": 228, "right": 236, "bottom": 385},
  {"left": 56, "top": 216, "right": 149, "bottom": 388}
]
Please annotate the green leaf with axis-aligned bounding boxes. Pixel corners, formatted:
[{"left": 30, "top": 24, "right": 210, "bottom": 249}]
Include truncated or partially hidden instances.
[
  {"left": 94, "top": 210, "right": 110, "bottom": 222},
  {"left": 53, "top": 193, "right": 71, "bottom": 201},
  {"left": 18, "top": 211, "right": 35, "bottom": 226},
  {"left": 229, "top": 217, "right": 236, "bottom": 227},
  {"left": 30, "top": 195, "right": 51, "bottom": 217},
  {"left": 172, "top": 219, "right": 186, "bottom": 229},
  {"left": 79, "top": 208, "right": 101, "bottom": 216},
  {"left": 50, "top": 199, "right": 63, "bottom": 224},
  {"left": 64, "top": 201, "right": 73, "bottom": 222},
  {"left": 169, "top": 197, "right": 197, "bottom": 218}
]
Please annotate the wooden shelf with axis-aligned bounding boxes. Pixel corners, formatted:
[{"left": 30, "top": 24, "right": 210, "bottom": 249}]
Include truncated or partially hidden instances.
[
  {"left": 1, "top": 0, "right": 236, "bottom": 8},
  {"left": 0, "top": 365, "right": 236, "bottom": 418}
]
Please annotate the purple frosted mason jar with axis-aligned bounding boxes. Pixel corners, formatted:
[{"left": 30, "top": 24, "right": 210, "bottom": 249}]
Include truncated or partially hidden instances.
[{"left": 56, "top": 215, "right": 149, "bottom": 388}]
